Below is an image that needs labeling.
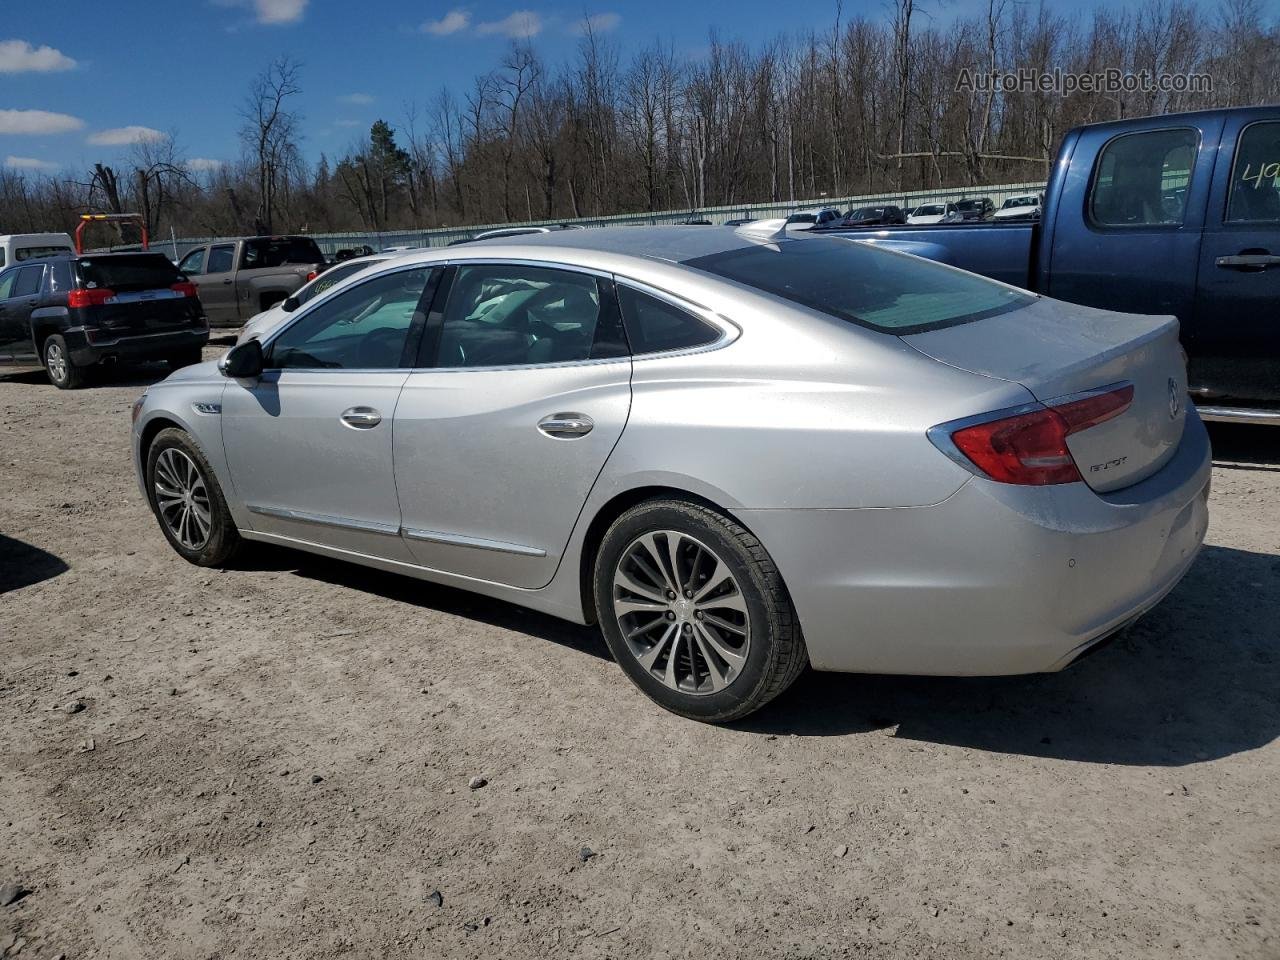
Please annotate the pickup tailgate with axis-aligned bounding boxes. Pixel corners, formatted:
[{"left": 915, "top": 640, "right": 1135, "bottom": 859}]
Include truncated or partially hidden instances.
[{"left": 903, "top": 296, "right": 1188, "bottom": 493}]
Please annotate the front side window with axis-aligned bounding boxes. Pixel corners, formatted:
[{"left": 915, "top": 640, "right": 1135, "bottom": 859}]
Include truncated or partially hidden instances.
[
  {"left": 617, "top": 286, "right": 719, "bottom": 353},
  {"left": 1226, "top": 121, "right": 1280, "bottom": 223},
  {"left": 178, "top": 248, "right": 206, "bottom": 275},
  {"left": 207, "top": 245, "right": 235, "bottom": 274},
  {"left": 1089, "top": 127, "right": 1198, "bottom": 227},
  {"left": 268, "top": 267, "right": 432, "bottom": 370},
  {"left": 685, "top": 237, "right": 1034, "bottom": 334},
  {"left": 435, "top": 264, "right": 625, "bottom": 367}
]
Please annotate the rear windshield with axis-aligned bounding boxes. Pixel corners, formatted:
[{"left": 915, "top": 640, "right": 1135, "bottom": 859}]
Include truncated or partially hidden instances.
[
  {"left": 914, "top": 205, "right": 943, "bottom": 215},
  {"left": 683, "top": 237, "right": 1034, "bottom": 334},
  {"left": 76, "top": 254, "right": 182, "bottom": 291},
  {"left": 243, "top": 237, "right": 324, "bottom": 268}
]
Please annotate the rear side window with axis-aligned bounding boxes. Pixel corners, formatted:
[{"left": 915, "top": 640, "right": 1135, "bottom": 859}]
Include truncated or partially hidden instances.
[
  {"left": 1089, "top": 127, "right": 1198, "bottom": 227},
  {"left": 684, "top": 238, "right": 1034, "bottom": 334},
  {"left": 13, "top": 265, "right": 42, "bottom": 297},
  {"left": 77, "top": 255, "right": 182, "bottom": 292},
  {"left": 617, "top": 286, "right": 719, "bottom": 353},
  {"left": 1226, "top": 121, "right": 1280, "bottom": 223},
  {"left": 16, "top": 244, "right": 71, "bottom": 262},
  {"left": 49, "top": 260, "right": 73, "bottom": 294},
  {"left": 242, "top": 237, "right": 324, "bottom": 268}
]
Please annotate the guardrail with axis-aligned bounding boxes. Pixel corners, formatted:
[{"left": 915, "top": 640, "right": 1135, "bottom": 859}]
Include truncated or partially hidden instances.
[{"left": 117, "top": 180, "right": 1049, "bottom": 259}]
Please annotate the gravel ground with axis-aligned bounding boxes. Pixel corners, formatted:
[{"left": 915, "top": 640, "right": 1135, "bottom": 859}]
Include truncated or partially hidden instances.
[{"left": 1, "top": 349, "right": 1278, "bottom": 960}]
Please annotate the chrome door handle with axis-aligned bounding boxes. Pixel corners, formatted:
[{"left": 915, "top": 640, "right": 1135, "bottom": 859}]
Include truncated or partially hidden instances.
[
  {"left": 340, "top": 406, "right": 382, "bottom": 429},
  {"left": 537, "top": 413, "right": 594, "bottom": 438},
  {"left": 1215, "top": 253, "right": 1280, "bottom": 270}
]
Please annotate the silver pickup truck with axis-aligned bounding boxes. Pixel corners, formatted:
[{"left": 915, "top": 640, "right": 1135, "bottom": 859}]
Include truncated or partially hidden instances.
[{"left": 176, "top": 236, "right": 327, "bottom": 328}]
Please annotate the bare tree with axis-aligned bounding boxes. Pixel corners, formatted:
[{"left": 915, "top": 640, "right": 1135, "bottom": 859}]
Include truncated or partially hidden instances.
[{"left": 239, "top": 56, "right": 303, "bottom": 233}]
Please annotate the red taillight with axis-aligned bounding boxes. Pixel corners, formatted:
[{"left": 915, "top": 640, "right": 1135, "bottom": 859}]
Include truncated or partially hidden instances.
[
  {"left": 171, "top": 281, "right": 198, "bottom": 297},
  {"left": 943, "top": 385, "right": 1134, "bottom": 486},
  {"left": 305, "top": 270, "right": 318, "bottom": 282},
  {"left": 67, "top": 287, "right": 115, "bottom": 308}
]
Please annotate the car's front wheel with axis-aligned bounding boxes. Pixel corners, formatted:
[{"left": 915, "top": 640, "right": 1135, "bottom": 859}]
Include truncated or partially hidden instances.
[
  {"left": 145, "top": 428, "right": 242, "bottom": 566},
  {"left": 593, "top": 499, "right": 808, "bottom": 723}
]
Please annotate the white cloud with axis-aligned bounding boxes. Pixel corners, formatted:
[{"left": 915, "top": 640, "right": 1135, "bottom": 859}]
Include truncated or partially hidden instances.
[
  {"left": 87, "top": 125, "right": 166, "bottom": 146},
  {"left": 186, "top": 157, "right": 224, "bottom": 172},
  {"left": 4, "top": 155, "right": 57, "bottom": 171},
  {"left": 0, "top": 109, "right": 84, "bottom": 135},
  {"left": 475, "top": 10, "right": 541, "bottom": 38},
  {"left": 574, "top": 12, "right": 620, "bottom": 34},
  {"left": 0, "top": 39, "right": 77, "bottom": 73},
  {"left": 422, "top": 9, "right": 470, "bottom": 35},
  {"left": 253, "top": 0, "right": 307, "bottom": 23},
  {"left": 338, "top": 92, "right": 374, "bottom": 105}
]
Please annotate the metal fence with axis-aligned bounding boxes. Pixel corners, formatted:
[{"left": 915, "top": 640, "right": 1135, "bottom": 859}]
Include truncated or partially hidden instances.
[{"left": 126, "top": 180, "right": 1048, "bottom": 259}]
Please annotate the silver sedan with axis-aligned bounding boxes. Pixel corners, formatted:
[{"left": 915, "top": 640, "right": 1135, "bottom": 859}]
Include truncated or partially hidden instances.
[{"left": 131, "top": 226, "right": 1211, "bottom": 722}]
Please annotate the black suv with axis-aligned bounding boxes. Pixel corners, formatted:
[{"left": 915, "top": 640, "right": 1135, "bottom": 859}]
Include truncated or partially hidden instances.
[{"left": 0, "top": 252, "right": 209, "bottom": 389}]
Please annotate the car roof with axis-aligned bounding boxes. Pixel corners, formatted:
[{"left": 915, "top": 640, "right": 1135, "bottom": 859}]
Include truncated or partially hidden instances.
[{"left": 448, "top": 224, "right": 772, "bottom": 265}]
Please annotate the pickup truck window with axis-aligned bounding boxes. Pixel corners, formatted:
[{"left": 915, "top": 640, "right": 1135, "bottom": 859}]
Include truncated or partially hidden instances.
[
  {"left": 178, "top": 248, "right": 205, "bottom": 275},
  {"left": 207, "top": 245, "right": 235, "bottom": 273},
  {"left": 1089, "top": 127, "right": 1198, "bottom": 228},
  {"left": 241, "top": 237, "right": 324, "bottom": 269},
  {"left": 1226, "top": 121, "right": 1280, "bottom": 223},
  {"left": 685, "top": 237, "right": 1034, "bottom": 334}
]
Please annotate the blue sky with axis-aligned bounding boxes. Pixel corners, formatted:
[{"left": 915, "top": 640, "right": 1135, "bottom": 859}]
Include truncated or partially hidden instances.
[{"left": 5, "top": 0, "right": 1152, "bottom": 176}]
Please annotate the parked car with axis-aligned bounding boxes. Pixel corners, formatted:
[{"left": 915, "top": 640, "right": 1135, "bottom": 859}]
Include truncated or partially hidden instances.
[
  {"left": 334, "top": 244, "right": 376, "bottom": 262},
  {"left": 993, "top": 194, "right": 1043, "bottom": 221},
  {"left": 176, "top": 236, "right": 326, "bottom": 328},
  {"left": 784, "top": 207, "right": 843, "bottom": 230},
  {"left": 906, "top": 202, "right": 961, "bottom": 224},
  {"left": 831, "top": 105, "right": 1280, "bottom": 422},
  {"left": 836, "top": 205, "right": 907, "bottom": 228},
  {"left": 236, "top": 253, "right": 398, "bottom": 345},
  {"left": 0, "top": 252, "right": 207, "bottom": 388},
  {"left": 133, "top": 226, "right": 1208, "bottom": 722},
  {"left": 0, "top": 232, "right": 74, "bottom": 270},
  {"left": 723, "top": 217, "right": 757, "bottom": 227},
  {"left": 954, "top": 197, "right": 995, "bottom": 221}
]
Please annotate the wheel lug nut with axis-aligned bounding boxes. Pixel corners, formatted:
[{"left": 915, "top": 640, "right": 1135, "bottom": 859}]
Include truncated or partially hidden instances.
[
  {"left": 666, "top": 611, "right": 676, "bottom": 621},
  {"left": 666, "top": 590, "right": 677, "bottom": 600},
  {"left": 694, "top": 611, "right": 704, "bottom": 620},
  {"left": 684, "top": 590, "right": 693, "bottom": 599}
]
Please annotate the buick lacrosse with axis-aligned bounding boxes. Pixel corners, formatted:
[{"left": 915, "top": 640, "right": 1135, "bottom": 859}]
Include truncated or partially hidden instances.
[{"left": 131, "top": 226, "right": 1210, "bottom": 722}]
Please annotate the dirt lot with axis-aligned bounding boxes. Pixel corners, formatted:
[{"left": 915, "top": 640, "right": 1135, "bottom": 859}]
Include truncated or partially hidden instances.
[{"left": 1, "top": 348, "right": 1278, "bottom": 960}]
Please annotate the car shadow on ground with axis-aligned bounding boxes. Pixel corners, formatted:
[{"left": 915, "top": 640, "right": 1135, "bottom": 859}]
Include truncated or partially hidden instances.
[
  {"left": 0, "top": 534, "right": 69, "bottom": 594},
  {"left": 741, "top": 544, "right": 1280, "bottom": 766},
  {"left": 1208, "top": 422, "right": 1280, "bottom": 470},
  {"left": 0, "top": 363, "right": 175, "bottom": 390},
  {"left": 250, "top": 545, "right": 610, "bottom": 662}
]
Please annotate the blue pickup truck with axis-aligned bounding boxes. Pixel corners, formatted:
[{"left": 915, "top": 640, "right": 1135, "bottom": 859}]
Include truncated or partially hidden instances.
[{"left": 832, "top": 106, "right": 1280, "bottom": 424}]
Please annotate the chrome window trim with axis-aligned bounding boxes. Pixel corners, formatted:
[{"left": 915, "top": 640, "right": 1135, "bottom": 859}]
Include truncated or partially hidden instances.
[
  {"left": 247, "top": 503, "right": 400, "bottom": 536},
  {"left": 612, "top": 275, "right": 741, "bottom": 359},
  {"left": 400, "top": 526, "right": 547, "bottom": 558}
]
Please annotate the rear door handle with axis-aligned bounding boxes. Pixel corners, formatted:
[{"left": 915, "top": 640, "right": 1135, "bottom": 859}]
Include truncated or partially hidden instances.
[
  {"left": 1215, "top": 253, "right": 1280, "bottom": 270},
  {"left": 537, "top": 413, "right": 594, "bottom": 438},
  {"left": 340, "top": 406, "right": 382, "bottom": 429}
]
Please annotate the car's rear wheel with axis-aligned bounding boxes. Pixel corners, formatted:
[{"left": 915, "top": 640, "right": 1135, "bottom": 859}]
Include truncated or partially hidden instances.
[
  {"left": 44, "top": 335, "right": 85, "bottom": 390},
  {"left": 593, "top": 499, "right": 807, "bottom": 723},
  {"left": 145, "top": 428, "right": 242, "bottom": 566}
]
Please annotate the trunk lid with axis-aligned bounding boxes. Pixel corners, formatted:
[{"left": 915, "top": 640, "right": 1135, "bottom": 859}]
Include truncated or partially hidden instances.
[{"left": 903, "top": 296, "right": 1188, "bottom": 492}]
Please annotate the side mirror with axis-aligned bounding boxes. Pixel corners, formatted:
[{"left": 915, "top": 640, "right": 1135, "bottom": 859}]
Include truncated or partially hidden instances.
[
  {"left": 281, "top": 295, "right": 299, "bottom": 313},
  {"left": 218, "top": 338, "right": 263, "bottom": 379}
]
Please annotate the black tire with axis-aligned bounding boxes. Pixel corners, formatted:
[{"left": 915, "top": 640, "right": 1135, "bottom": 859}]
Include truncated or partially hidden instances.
[
  {"left": 592, "top": 498, "right": 808, "bottom": 723},
  {"left": 43, "top": 334, "right": 86, "bottom": 389},
  {"left": 166, "top": 346, "right": 205, "bottom": 370},
  {"left": 145, "top": 427, "right": 242, "bottom": 567}
]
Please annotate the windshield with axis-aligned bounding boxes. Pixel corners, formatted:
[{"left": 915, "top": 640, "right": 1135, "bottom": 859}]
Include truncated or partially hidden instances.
[
  {"left": 76, "top": 254, "right": 182, "bottom": 292},
  {"left": 913, "top": 205, "right": 943, "bottom": 216},
  {"left": 16, "top": 244, "right": 73, "bottom": 262},
  {"left": 1003, "top": 196, "right": 1038, "bottom": 208},
  {"left": 956, "top": 200, "right": 982, "bottom": 210},
  {"left": 786, "top": 213, "right": 817, "bottom": 224},
  {"left": 849, "top": 208, "right": 884, "bottom": 219},
  {"left": 242, "top": 237, "right": 324, "bottom": 268},
  {"left": 684, "top": 237, "right": 1034, "bottom": 334}
]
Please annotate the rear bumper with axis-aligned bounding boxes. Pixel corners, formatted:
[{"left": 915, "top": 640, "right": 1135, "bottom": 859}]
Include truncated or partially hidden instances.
[
  {"left": 70, "top": 327, "right": 209, "bottom": 365},
  {"left": 739, "top": 410, "right": 1212, "bottom": 675}
]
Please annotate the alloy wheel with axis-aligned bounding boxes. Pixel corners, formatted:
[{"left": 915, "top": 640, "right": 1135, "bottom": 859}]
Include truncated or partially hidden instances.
[
  {"left": 45, "top": 341, "right": 67, "bottom": 383},
  {"left": 153, "top": 448, "right": 212, "bottom": 550},
  {"left": 612, "top": 530, "right": 751, "bottom": 695}
]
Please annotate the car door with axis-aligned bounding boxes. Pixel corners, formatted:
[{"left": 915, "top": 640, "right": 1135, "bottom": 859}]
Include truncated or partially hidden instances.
[
  {"left": 221, "top": 264, "right": 439, "bottom": 561},
  {"left": 0, "top": 265, "right": 43, "bottom": 361},
  {"left": 392, "top": 261, "right": 632, "bottom": 589},
  {"left": 1191, "top": 113, "right": 1280, "bottom": 403},
  {"left": 197, "top": 244, "right": 239, "bottom": 325}
]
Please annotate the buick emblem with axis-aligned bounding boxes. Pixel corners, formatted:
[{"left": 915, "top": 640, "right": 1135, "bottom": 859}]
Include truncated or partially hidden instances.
[{"left": 1168, "top": 378, "right": 1182, "bottom": 419}]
